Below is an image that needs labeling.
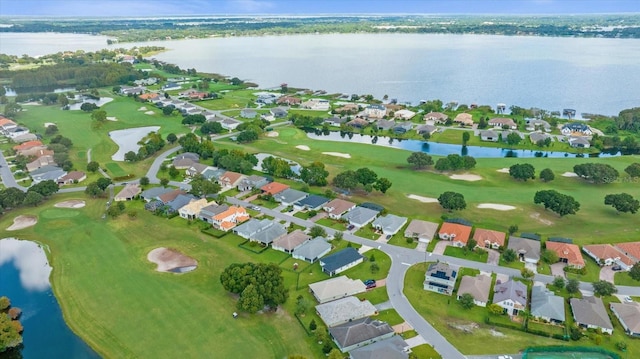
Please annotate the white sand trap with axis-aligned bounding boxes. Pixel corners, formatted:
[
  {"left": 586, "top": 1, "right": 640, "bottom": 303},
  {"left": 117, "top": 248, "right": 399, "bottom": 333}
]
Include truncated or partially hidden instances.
[
  {"left": 562, "top": 172, "right": 578, "bottom": 177},
  {"left": 106, "top": 116, "right": 118, "bottom": 121},
  {"left": 147, "top": 247, "right": 197, "bottom": 273},
  {"left": 496, "top": 168, "right": 510, "bottom": 173},
  {"left": 449, "top": 174, "right": 482, "bottom": 181},
  {"left": 266, "top": 131, "right": 279, "bottom": 137},
  {"left": 138, "top": 106, "right": 148, "bottom": 111},
  {"left": 407, "top": 194, "right": 439, "bottom": 203},
  {"left": 144, "top": 111, "right": 155, "bottom": 115},
  {"left": 477, "top": 203, "right": 516, "bottom": 211},
  {"left": 110, "top": 126, "right": 160, "bottom": 161},
  {"left": 44, "top": 122, "right": 56, "bottom": 128},
  {"left": 54, "top": 200, "right": 86, "bottom": 209},
  {"left": 295, "top": 145, "right": 310, "bottom": 151},
  {"left": 7, "top": 215, "right": 37, "bottom": 231},
  {"left": 322, "top": 152, "right": 351, "bottom": 159}
]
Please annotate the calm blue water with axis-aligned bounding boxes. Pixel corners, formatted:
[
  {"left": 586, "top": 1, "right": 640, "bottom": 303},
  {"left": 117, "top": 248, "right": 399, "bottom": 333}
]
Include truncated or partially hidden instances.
[
  {"left": 0, "top": 239, "right": 99, "bottom": 359},
  {"left": 306, "top": 131, "right": 620, "bottom": 158}
]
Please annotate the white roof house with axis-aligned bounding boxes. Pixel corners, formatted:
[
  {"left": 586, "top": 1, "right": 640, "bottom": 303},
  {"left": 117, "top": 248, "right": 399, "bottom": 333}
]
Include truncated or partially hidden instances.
[
  {"left": 308, "top": 276, "right": 366, "bottom": 303},
  {"left": 315, "top": 296, "right": 377, "bottom": 327},
  {"left": 372, "top": 214, "right": 408, "bottom": 236}
]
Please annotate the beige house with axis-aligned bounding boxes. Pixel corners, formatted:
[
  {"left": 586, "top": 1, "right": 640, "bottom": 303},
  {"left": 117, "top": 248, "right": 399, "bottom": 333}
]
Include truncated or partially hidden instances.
[
  {"left": 404, "top": 219, "right": 439, "bottom": 243},
  {"left": 453, "top": 113, "right": 474, "bottom": 126},
  {"left": 114, "top": 183, "right": 141, "bottom": 201},
  {"left": 178, "top": 198, "right": 212, "bottom": 220},
  {"left": 457, "top": 274, "right": 491, "bottom": 307}
]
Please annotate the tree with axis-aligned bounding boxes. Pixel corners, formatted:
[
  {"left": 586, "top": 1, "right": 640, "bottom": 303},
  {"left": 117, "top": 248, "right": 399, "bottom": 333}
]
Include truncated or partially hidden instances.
[
  {"left": 407, "top": 152, "right": 433, "bottom": 169},
  {"left": 604, "top": 193, "right": 640, "bottom": 214},
  {"left": 373, "top": 177, "right": 392, "bottom": 194},
  {"left": 295, "top": 296, "right": 311, "bottom": 315},
  {"left": 166, "top": 133, "right": 178, "bottom": 144},
  {"left": 629, "top": 262, "right": 640, "bottom": 281},
  {"left": 508, "top": 224, "right": 519, "bottom": 235},
  {"left": 200, "top": 121, "right": 224, "bottom": 135},
  {"left": 466, "top": 238, "right": 477, "bottom": 252},
  {"left": 309, "top": 226, "right": 327, "bottom": 238},
  {"left": 309, "top": 319, "right": 317, "bottom": 331},
  {"left": 541, "top": 249, "right": 559, "bottom": 264},
  {"left": 488, "top": 303, "right": 504, "bottom": 315},
  {"left": 96, "top": 178, "right": 112, "bottom": 191},
  {"left": 370, "top": 263, "right": 380, "bottom": 274},
  {"left": 190, "top": 175, "right": 221, "bottom": 197},
  {"left": 87, "top": 161, "right": 100, "bottom": 173},
  {"left": 262, "top": 156, "right": 295, "bottom": 179},
  {"left": 355, "top": 167, "right": 378, "bottom": 186},
  {"left": 162, "top": 106, "right": 175, "bottom": 116},
  {"left": 459, "top": 293, "right": 475, "bottom": 309},
  {"left": 333, "top": 232, "right": 343, "bottom": 242},
  {"left": 552, "top": 276, "right": 566, "bottom": 289},
  {"left": 462, "top": 131, "right": 470, "bottom": 145},
  {"left": 237, "top": 129, "right": 259, "bottom": 143},
  {"left": 91, "top": 109, "right": 107, "bottom": 122},
  {"left": 139, "top": 176, "right": 150, "bottom": 186},
  {"left": 22, "top": 191, "right": 43, "bottom": 206},
  {"left": 45, "top": 124, "right": 59, "bottom": 135},
  {"left": 438, "top": 191, "right": 466, "bottom": 211},
  {"left": 540, "top": 168, "right": 555, "bottom": 182},
  {"left": 521, "top": 268, "right": 535, "bottom": 279},
  {"left": 332, "top": 170, "right": 359, "bottom": 191},
  {"left": 84, "top": 182, "right": 103, "bottom": 198},
  {"left": 220, "top": 262, "right": 288, "bottom": 309},
  {"left": 80, "top": 102, "right": 99, "bottom": 112},
  {"left": 506, "top": 132, "right": 522, "bottom": 146},
  {"left": 573, "top": 163, "right": 619, "bottom": 184},
  {"left": 168, "top": 165, "right": 179, "bottom": 178},
  {"left": 28, "top": 180, "right": 59, "bottom": 197},
  {"left": 300, "top": 162, "right": 329, "bottom": 186},
  {"left": 0, "top": 297, "right": 9, "bottom": 311},
  {"left": 237, "top": 284, "right": 264, "bottom": 314},
  {"left": 534, "top": 190, "right": 580, "bottom": 217},
  {"left": 502, "top": 248, "right": 517, "bottom": 263},
  {"left": 160, "top": 178, "right": 170, "bottom": 187},
  {"left": 624, "top": 163, "right": 640, "bottom": 178},
  {"left": 124, "top": 151, "right": 137, "bottom": 162},
  {"left": 181, "top": 114, "right": 206, "bottom": 125},
  {"left": 592, "top": 280, "right": 617, "bottom": 297},
  {"left": 0, "top": 311, "right": 23, "bottom": 352},
  {"left": 509, "top": 163, "right": 535, "bottom": 181},
  {"left": 566, "top": 278, "right": 580, "bottom": 294}
]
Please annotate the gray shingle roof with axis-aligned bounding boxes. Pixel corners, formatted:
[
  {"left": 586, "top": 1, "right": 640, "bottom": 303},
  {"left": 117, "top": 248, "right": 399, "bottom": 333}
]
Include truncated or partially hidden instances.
[
  {"left": 141, "top": 187, "right": 174, "bottom": 201},
  {"left": 274, "top": 188, "right": 308, "bottom": 204},
  {"left": 342, "top": 207, "right": 379, "bottom": 226},
  {"left": 295, "top": 194, "right": 329, "bottom": 209},
  {"left": 329, "top": 317, "right": 394, "bottom": 349},
  {"left": 316, "top": 297, "right": 377, "bottom": 327},
  {"left": 570, "top": 296, "right": 613, "bottom": 331},
  {"left": 252, "top": 222, "right": 287, "bottom": 245},
  {"left": 293, "top": 237, "right": 331, "bottom": 262},
  {"left": 531, "top": 285, "right": 565, "bottom": 322},
  {"left": 457, "top": 274, "right": 491, "bottom": 304},
  {"left": 320, "top": 247, "right": 364, "bottom": 273},
  {"left": 349, "top": 336, "right": 409, "bottom": 359},
  {"left": 493, "top": 279, "right": 528, "bottom": 307},
  {"left": 372, "top": 214, "right": 408, "bottom": 235},
  {"left": 507, "top": 236, "right": 541, "bottom": 262}
]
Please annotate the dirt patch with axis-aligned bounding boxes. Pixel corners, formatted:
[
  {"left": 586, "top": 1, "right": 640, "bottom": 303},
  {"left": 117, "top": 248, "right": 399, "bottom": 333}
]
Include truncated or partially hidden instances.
[
  {"left": 322, "top": 152, "right": 351, "bottom": 159},
  {"left": 147, "top": 247, "right": 197, "bottom": 273},
  {"left": 530, "top": 212, "right": 554, "bottom": 226},
  {"left": 449, "top": 174, "right": 482, "bottom": 181},
  {"left": 266, "top": 131, "right": 279, "bottom": 137},
  {"left": 7, "top": 215, "right": 38, "bottom": 231},
  {"left": 54, "top": 200, "right": 86, "bottom": 209},
  {"left": 450, "top": 322, "right": 479, "bottom": 333},
  {"left": 562, "top": 172, "right": 578, "bottom": 177},
  {"left": 295, "top": 145, "right": 310, "bottom": 151},
  {"left": 489, "top": 329, "right": 506, "bottom": 337},
  {"left": 407, "top": 194, "right": 439, "bottom": 203},
  {"left": 477, "top": 203, "right": 516, "bottom": 211},
  {"left": 496, "top": 168, "right": 510, "bottom": 173},
  {"left": 106, "top": 116, "right": 118, "bottom": 121}
]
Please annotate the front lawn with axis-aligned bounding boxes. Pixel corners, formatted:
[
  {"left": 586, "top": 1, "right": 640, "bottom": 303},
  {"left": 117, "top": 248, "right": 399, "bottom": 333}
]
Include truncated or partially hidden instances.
[
  {"left": 411, "top": 344, "right": 442, "bottom": 359},
  {"left": 250, "top": 198, "right": 280, "bottom": 209},
  {"left": 443, "top": 246, "right": 489, "bottom": 263},
  {"left": 315, "top": 218, "right": 347, "bottom": 231},
  {"left": 375, "top": 309, "right": 404, "bottom": 326},
  {"left": 340, "top": 249, "right": 390, "bottom": 281},
  {"left": 356, "top": 286, "right": 389, "bottom": 305},
  {"left": 355, "top": 225, "right": 380, "bottom": 240},
  {"left": 614, "top": 272, "right": 640, "bottom": 286}
]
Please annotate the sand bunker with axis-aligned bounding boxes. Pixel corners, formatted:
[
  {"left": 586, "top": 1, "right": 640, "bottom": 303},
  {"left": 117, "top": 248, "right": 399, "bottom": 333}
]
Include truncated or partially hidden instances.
[
  {"left": 496, "top": 168, "right": 510, "bottom": 173},
  {"left": 562, "top": 172, "right": 578, "bottom": 177},
  {"left": 449, "top": 174, "right": 482, "bottom": 181},
  {"left": 407, "top": 194, "right": 439, "bottom": 203},
  {"left": 138, "top": 106, "right": 148, "bottom": 111},
  {"left": 266, "top": 131, "right": 279, "bottom": 137},
  {"left": 322, "top": 152, "right": 351, "bottom": 159},
  {"left": 295, "top": 145, "right": 310, "bottom": 151},
  {"left": 44, "top": 122, "right": 56, "bottom": 128},
  {"left": 147, "top": 247, "right": 197, "bottom": 273},
  {"left": 7, "top": 215, "right": 37, "bottom": 231},
  {"left": 106, "top": 116, "right": 118, "bottom": 121},
  {"left": 144, "top": 111, "right": 155, "bottom": 115},
  {"left": 477, "top": 203, "right": 516, "bottom": 211},
  {"left": 54, "top": 200, "right": 86, "bottom": 209}
]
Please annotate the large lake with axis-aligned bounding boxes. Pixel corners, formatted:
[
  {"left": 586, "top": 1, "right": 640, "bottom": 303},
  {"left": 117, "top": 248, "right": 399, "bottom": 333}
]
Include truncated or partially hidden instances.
[{"left": 0, "top": 33, "right": 639, "bottom": 116}]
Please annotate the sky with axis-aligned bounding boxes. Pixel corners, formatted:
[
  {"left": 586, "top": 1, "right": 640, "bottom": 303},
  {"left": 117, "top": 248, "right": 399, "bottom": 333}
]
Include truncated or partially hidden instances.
[{"left": 1, "top": 0, "right": 639, "bottom": 17}]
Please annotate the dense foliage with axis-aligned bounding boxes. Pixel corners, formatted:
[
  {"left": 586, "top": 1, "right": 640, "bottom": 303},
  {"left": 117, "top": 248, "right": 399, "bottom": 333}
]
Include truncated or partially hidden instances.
[
  {"left": 406, "top": 152, "right": 433, "bottom": 169},
  {"left": 434, "top": 154, "right": 476, "bottom": 171},
  {"left": 300, "top": 162, "right": 329, "bottom": 186},
  {"left": 0, "top": 297, "right": 23, "bottom": 353},
  {"left": 438, "top": 191, "right": 466, "bottom": 211},
  {"left": 534, "top": 190, "right": 580, "bottom": 217},
  {"left": 573, "top": 163, "right": 619, "bottom": 184},
  {"left": 332, "top": 168, "right": 392, "bottom": 194},
  {"left": 509, "top": 163, "right": 535, "bottom": 181},
  {"left": 219, "top": 262, "right": 288, "bottom": 313},
  {"left": 604, "top": 193, "right": 640, "bottom": 214}
]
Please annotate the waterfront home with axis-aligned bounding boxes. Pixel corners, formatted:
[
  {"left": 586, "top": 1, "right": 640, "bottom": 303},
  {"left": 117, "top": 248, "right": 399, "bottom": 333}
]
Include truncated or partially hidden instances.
[
  {"left": 114, "top": 183, "right": 141, "bottom": 201},
  {"left": 347, "top": 118, "right": 369, "bottom": 128},
  {"left": 473, "top": 228, "right": 506, "bottom": 249},
  {"left": 320, "top": 247, "right": 365, "bottom": 276},
  {"left": 531, "top": 284, "right": 565, "bottom": 323},
  {"left": 329, "top": 318, "right": 395, "bottom": 353},
  {"left": 438, "top": 222, "right": 472, "bottom": 247},
  {"left": 529, "top": 132, "right": 553, "bottom": 144},
  {"left": 323, "top": 198, "right": 356, "bottom": 219},
  {"left": 277, "top": 96, "right": 302, "bottom": 106},
  {"left": 610, "top": 302, "right": 640, "bottom": 337},
  {"left": 308, "top": 276, "right": 366, "bottom": 303},
  {"left": 394, "top": 109, "right": 416, "bottom": 120},
  {"left": 568, "top": 136, "right": 591, "bottom": 148},
  {"left": 488, "top": 117, "right": 517, "bottom": 130},
  {"left": 376, "top": 119, "right": 394, "bottom": 131},
  {"left": 507, "top": 236, "right": 541, "bottom": 264},
  {"left": 343, "top": 206, "right": 380, "bottom": 228},
  {"left": 294, "top": 194, "right": 329, "bottom": 211},
  {"left": 364, "top": 104, "right": 386, "bottom": 119},
  {"left": 583, "top": 244, "right": 634, "bottom": 270},
  {"left": 316, "top": 296, "right": 377, "bottom": 327},
  {"left": 404, "top": 220, "right": 439, "bottom": 243},
  {"left": 57, "top": 171, "right": 86, "bottom": 185},
  {"left": 324, "top": 116, "right": 347, "bottom": 127},
  {"left": 525, "top": 118, "right": 551, "bottom": 132},
  {"left": 545, "top": 241, "right": 585, "bottom": 269},
  {"left": 272, "top": 230, "right": 311, "bottom": 254},
  {"left": 372, "top": 214, "right": 408, "bottom": 236},
  {"left": 453, "top": 113, "right": 473, "bottom": 126},
  {"left": 493, "top": 279, "right": 528, "bottom": 316},
  {"left": 480, "top": 130, "right": 499, "bottom": 142},
  {"left": 561, "top": 123, "right": 592, "bottom": 136},
  {"left": 292, "top": 236, "right": 332, "bottom": 264},
  {"left": 334, "top": 103, "right": 360, "bottom": 114},
  {"left": 570, "top": 296, "right": 613, "bottom": 334},
  {"left": 424, "top": 111, "right": 448, "bottom": 124},
  {"left": 457, "top": 274, "right": 491, "bottom": 307},
  {"left": 423, "top": 262, "right": 458, "bottom": 296},
  {"left": 416, "top": 124, "right": 437, "bottom": 136},
  {"left": 393, "top": 123, "right": 413, "bottom": 134},
  {"left": 300, "top": 98, "right": 329, "bottom": 110}
]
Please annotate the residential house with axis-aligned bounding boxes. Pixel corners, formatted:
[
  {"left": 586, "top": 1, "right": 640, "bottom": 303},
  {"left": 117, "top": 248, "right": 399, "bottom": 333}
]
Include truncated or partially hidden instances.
[
  {"left": 205, "top": 205, "right": 249, "bottom": 231},
  {"left": 570, "top": 296, "right": 614, "bottom": 334},
  {"left": 260, "top": 113, "right": 275, "bottom": 122},
  {"left": 240, "top": 108, "right": 257, "bottom": 119},
  {"left": 583, "top": 244, "right": 634, "bottom": 270},
  {"left": 457, "top": 274, "right": 491, "bottom": 307},
  {"left": 364, "top": 104, "right": 386, "bottom": 119},
  {"left": 323, "top": 199, "right": 356, "bottom": 219},
  {"left": 220, "top": 118, "right": 241, "bottom": 130},
  {"left": 178, "top": 198, "right": 211, "bottom": 220},
  {"left": 480, "top": 130, "right": 499, "bottom": 142},
  {"left": 293, "top": 237, "right": 332, "bottom": 264},
  {"left": 507, "top": 236, "right": 541, "bottom": 264},
  {"left": 274, "top": 188, "right": 308, "bottom": 206},
  {"left": 614, "top": 242, "right": 640, "bottom": 263},
  {"left": 12, "top": 133, "right": 38, "bottom": 143},
  {"left": 20, "top": 148, "right": 53, "bottom": 159},
  {"left": 140, "top": 187, "right": 175, "bottom": 202},
  {"left": 438, "top": 222, "right": 472, "bottom": 248},
  {"left": 138, "top": 93, "right": 160, "bottom": 102},
  {"left": 424, "top": 112, "right": 448, "bottom": 124},
  {"left": 161, "top": 82, "right": 181, "bottom": 91},
  {"left": 234, "top": 219, "right": 285, "bottom": 244},
  {"left": 185, "top": 163, "right": 210, "bottom": 177},
  {"left": 26, "top": 155, "right": 56, "bottom": 172},
  {"left": 237, "top": 175, "right": 269, "bottom": 192},
  {"left": 376, "top": 119, "right": 394, "bottom": 131},
  {"left": 316, "top": 296, "right": 377, "bottom": 327},
  {"left": 165, "top": 194, "right": 199, "bottom": 214},
  {"left": 610, "top": 302, "right": 640, "bottom": 337},
  {"left": 529, "top": 132, "right": 553, "bottom": 144},
  {"left": 349, "top": 336, "right": 409, "bottom": 359},
  {"left": 277, "top": 96, "right": 302, "bottom": 106},
  {"left": 416, "top": 124, "right": 437, "bottom": 136},
  {"left": 394, "top": 109, "right": 416, "bottom": 121},
  {"left": 134, "top": 78, "right": 158, "bottom": 86},
  {"left": 343, "top": 207, "right": 380, "bottom": 228},
  {"left": 57, "top": 171, "right": 86, "bottom": 185},
  {"left": 300, "top": 99, "right": 329, "bottom": 110},
  {"left": 393, "top": 123, "right": 413, "bottom": 134},
  {"left": 372, "top": 214, "right": 408, "bottom": 236},
  {"left": 545, "top": 241, "right": 585, "bottom": 269},
  {"left": 6, "top": 127, "right": 30, "bottom": 139},
  {"left": 198, "top": 204, "right": 228, "bottom": 224},
  {"left": 13, "top": 140, "right": 43, "bottom": 152},
  {"left": 453, "top": 113, "right": 473, "bottom": 126},
  {"left": 473, "top": 228, "right": 506, "bottom": 249},
  {"left": 260, "top": 181, "right": 290, "bottom": 196},
  {"left": 493, "top": 279, "right": 528, "bottom": 316},
  {"left": 201, "top": 167, "right": 226, "bottom": 181},
  {"left": 0, "top": 117, "right": 17, "bottom": 132},
  {"left": 347, "top": 118, "right": 369, "bottom": 129},
  {"left": 172, "top": 153, "right": 200, "bottom": 169},
  {"left": 334, "top": 103, "right": 359, "bottom": 114},
  {"left": 270, "top": 107, "right": 288, "bottom": 118},
  {"left": 423, "top": 262, "right": 458, "bottom": 296},
  {"left": 255, "top": 93, "right": 278, "bottom": 105},
  {"left": 218, "top": 171, "right": 246, "bottom": 188},
  {"left": 525, "top": 118, "right": 551, "bottom": 132},
  {"left": 324, "top": 116, "right": 347, "bottom": 127},
  {"left": 404, "top": 220, "right": 439, "bottom": 243},
  {"left": 120, "top": 86, "right": 145, "bottom": 95},
  {"left": 157, "top": 189, "right": 187, "bottom": 205},
  {"left": 294, "top": 194, "right": 329, "bottom": 211},
  {"left": 329, "top": 318, "right": 395, "bottom": 353},
  {"left": 272, "top": 230, "right": 310, "bottom": 253},
  {"left": 561, "top": 123, "right": 593, "bottom": 136},
  {"left": 30, "top": 166, "right": 67, "bottom": 184},
  {"left": 531, "top": 284, "right": 565, "bottom": 323},
  {"left": 488, "top": 117, "right": 517, "bottom": 130},
  {"left": 308, "top": 276, "right": 366, "bottom": 303},
  {"left": 114, "top": 183, "right": 141, "bottom": 201},
  {"left": 320, "top": 247, "right": 365, "bottom": 276},
  {"left": 250, "top": 220, "right": 287, "bottom": 245},
  {"left": 568, "top": 137, "right": 591, "bottom": 148}
]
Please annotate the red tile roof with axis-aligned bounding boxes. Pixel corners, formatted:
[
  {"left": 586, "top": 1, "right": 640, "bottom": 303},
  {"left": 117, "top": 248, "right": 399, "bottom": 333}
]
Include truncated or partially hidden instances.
[
  {"left": 473, "top": 228, "right": 506, "bottom": 247},
  {"left": 13, "top": 140, "right": 43, "bottom": 151},
  {"left": 615, "top": 242, "right": 640, "bottom": 261},
  {"left": 546, "top": 242, "right": 585, "bottom": 268},
  {"left": 439, "top": 223, "right": 472, "bottom": 245},
  {"left": 260, "top": 182, "right": 289, "bottom": 195}
]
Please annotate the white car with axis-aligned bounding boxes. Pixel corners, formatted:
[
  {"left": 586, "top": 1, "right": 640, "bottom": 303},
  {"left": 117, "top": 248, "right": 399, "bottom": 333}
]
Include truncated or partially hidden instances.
[{"left": 624, "top": 296, "right": 633, "bottom": 303}]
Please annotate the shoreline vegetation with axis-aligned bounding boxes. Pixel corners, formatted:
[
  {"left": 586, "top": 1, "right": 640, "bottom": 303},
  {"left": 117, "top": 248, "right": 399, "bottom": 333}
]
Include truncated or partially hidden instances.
[{"left": 0, "top": 14, "right": 640, "bottom": 43}]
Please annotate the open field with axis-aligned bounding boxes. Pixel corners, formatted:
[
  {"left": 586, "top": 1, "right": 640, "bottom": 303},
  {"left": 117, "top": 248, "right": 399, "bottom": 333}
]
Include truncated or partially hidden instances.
[
  {"left": 0, "top": 194, "right": 321, "bottom": 358},
  {"left": 214, "top": 127, "right": 640, "bottom": 244}
]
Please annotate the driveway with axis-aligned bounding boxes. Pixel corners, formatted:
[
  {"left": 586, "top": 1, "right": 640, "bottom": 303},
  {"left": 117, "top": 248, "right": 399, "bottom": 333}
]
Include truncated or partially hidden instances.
[
  {"left": 600, "top": 266, "right": 615, "bottom": 283},
  {"left": 486, "top": 248, "right": 500, "bottom": 266},
  {"left": 550, "top": 262, "right": 567, "bottom": 278},
  {"left": 432, "top": 240, "right": 450, "bottom": 255},
  {"left": 415, "top": 242, "right": 427, "bottom": 252}
]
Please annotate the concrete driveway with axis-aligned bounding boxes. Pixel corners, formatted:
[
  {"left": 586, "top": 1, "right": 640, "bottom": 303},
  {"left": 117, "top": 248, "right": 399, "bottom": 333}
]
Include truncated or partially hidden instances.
[
  {"left": 600, "top": 266, "right": 615, "bottom": 283},
  {"left": 486, "top": 249, "right": 500, "bottom": 266},
  {"left": 550, "top": 263, "right": 567, "bottom": 278},
  {"left": 432, "top": 240, "right": 450, "bottom": 255}
]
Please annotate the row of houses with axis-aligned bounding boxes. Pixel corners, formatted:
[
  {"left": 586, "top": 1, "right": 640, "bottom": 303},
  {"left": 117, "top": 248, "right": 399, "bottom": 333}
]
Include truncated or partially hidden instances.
[
  {"left": 0, "top": 116, "right": 37, "bottom": 143},
  {"left": 8, "top": 139, "right": 86, "bottom": 185}
]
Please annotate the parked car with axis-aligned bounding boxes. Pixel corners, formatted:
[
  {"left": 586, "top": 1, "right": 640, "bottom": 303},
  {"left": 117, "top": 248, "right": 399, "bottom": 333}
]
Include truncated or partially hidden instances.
[
  {"left": 386, "top": 234, "right": 392, "bottom": 240},
  {"left": 347, "top": 224, "right": 355, "bottom": 230},
  {"left": 366, "top": 282, "right": 377, "bottom": 289},
  {"left": 625, "top": 296, "right": 633, "bottom": 303},
  {"left": 612, "top": 265, "right": 622, "bottom": 271},
  {"left": 363, "top": 279, "right": 375, "bottom": 286}
]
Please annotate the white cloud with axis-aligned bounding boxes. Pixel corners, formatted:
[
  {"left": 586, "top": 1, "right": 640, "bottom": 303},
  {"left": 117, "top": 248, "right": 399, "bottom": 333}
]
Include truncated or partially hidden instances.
[{"left": 0, "top": 238, "right": 52, "bottom": 292}]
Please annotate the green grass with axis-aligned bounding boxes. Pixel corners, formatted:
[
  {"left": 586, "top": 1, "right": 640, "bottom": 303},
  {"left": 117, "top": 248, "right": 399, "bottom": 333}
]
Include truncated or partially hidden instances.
[
  {"left": 0, "top": 195, "right": 320, "bottom": 358},
  {"left": 411, "top": 343, "right": 442, "bottom": 359},
  {"left": 250, "top": 198, "right": 280, "bottom": 209},
  {"left": 444, "top": 246, "right": 489, "bottom": 263},
  {"left": 355, "top": 225, "right": 380, "bottom": 240},
  {"left": 565, "top": 256, "right": 601, "bottom": 283},
  {"left": 340, "top": 249, "right": 390, "bottom": 281},
  {"left": 355, "top": 286, "right": 389, "bottom": 305},
  {"left": 315, "top": 218, "right": 347, "bottom": 231},
  {"left": 104, "top": 162, "right": 129, "bottom": 177},
  {"left": 375, "top": 309, "right": 404, "bottom": 326},
  {"left": 614, "top": 272, "right": 640, "bottom": 287}
]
